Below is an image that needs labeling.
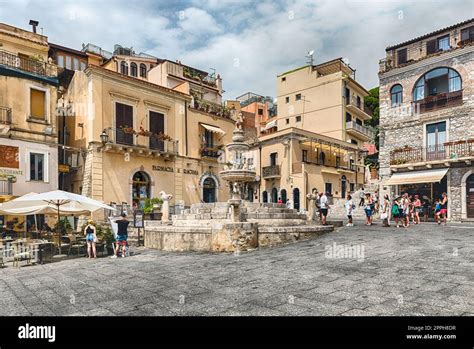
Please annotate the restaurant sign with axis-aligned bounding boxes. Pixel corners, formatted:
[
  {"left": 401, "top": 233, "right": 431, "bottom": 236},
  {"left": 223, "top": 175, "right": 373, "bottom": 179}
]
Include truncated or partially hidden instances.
[{"left": 0, "top": 168, "right": 23, "bottom": 176}]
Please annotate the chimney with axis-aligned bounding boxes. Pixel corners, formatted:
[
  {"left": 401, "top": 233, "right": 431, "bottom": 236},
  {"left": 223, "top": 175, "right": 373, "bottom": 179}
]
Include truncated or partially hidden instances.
[{"left": 29, "top": 20, "right": 39, "bottom": 34}]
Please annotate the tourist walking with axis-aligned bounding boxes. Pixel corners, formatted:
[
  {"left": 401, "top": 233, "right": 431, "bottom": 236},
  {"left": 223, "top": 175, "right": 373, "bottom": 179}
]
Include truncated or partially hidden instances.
[
  {"left": 359, "top": 188, "right": 365, "bottom": 207},
  {"left": 364, "top": 193, "right": 373, "bottom": 226},
  {"left": 436, "top": 192, "right": 448, "bottom": 225},
  {"left": 345, "top": 194, "right": 355, "bottom": 227},
  {"left": 381, "top": 194, "right": 390, "bottom": 227},
  {"left": 112, "top": 213, "right": 130, "bottom": 258},
  {"left": 84, "top": 220, "right": 97, "bottom": 259},
  {"left": 402, "top": 193, "right": 410, "bottom": 228},
  {"left": 319, "top": 192, "right": 329, "bottom": 225},
  {"left": 413, "top": 195, "right": 422, "bottom": 224},
  {"left": 392, "top": 198, "right": 401, "bottom": 228}
]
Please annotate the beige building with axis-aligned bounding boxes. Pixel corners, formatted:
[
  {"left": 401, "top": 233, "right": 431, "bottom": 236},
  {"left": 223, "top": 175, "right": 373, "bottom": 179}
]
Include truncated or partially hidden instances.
[
  {"left": 254, "top": 58, "right": 372, "bottom": 209},
  {"left": 62, "top": 46, "right": 235, "bottom": 218},
  {"left": 276, "top": 58, "right": 374, "bottom": 146},
  {"left": 0, "top": 22, "right": 60, "bottom": 231}
]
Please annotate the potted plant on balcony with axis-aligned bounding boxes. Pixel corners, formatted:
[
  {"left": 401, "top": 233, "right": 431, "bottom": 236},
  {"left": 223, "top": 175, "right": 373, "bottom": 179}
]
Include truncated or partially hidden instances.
[{"left": 143, "top": 197, "right": 163, "bottom": 220}]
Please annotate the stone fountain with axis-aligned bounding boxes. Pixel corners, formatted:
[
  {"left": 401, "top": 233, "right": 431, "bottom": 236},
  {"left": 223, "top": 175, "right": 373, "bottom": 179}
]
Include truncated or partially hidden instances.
[{"left": 144, "top": 114, "right": 337, "bottom": 252}]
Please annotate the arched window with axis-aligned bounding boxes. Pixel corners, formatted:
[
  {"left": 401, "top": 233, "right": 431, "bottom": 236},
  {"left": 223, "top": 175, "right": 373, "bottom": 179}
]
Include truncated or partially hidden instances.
[
  {"left": 262, "top": 191, "right": 268, "bottom": 203},
  {"left": 390, "top": 84, "right": 403, "bottom": 107},
  {"left": 120, "top": 61, "right": 129, "bottom": 75},
  {"left": 413, "top": 67, "right": 461, "bottom": 102},
  {"left": 130, "top": 62, "right": 138, "bottom": 77},
  {"left": 140, "top": 63, "right": 147, "bottom": 78}
]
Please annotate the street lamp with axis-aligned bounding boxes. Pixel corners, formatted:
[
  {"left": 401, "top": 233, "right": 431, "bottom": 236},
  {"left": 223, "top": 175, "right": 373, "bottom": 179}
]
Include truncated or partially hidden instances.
[{"left": 100, "top": 129, "right": 109, "bottom": 144}]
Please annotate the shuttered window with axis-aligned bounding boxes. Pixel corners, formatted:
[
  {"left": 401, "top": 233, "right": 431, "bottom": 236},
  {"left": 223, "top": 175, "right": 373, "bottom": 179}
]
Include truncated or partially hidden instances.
[
  {"left": 115, "top": 103, "right": 134, "bottom": 145},
  {"left": 426, "top": 39, "right": 437, "bottom": 54},
  {"left": 397, "top": 48, "right": 407, "bottom": 65},
  {"left": 461, "top": 26, "right": 474, "bottom": 42},
  {"left": 149, "top": 111, "right": 165, "bottom": 150},
  {"left": 30, "top": 89, "right": 46, "bottom": 119}
]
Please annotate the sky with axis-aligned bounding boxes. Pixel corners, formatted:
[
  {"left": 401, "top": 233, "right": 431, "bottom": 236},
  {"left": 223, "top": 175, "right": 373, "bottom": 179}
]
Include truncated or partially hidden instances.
[{"left": 1, "top": 0, "right": 473, "bottom": 100}]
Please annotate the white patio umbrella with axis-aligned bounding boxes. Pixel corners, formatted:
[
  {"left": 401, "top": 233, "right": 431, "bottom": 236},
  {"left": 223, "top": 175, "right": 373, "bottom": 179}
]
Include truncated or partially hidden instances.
[{"left": 0, "top": 190, "right": 115, "bottom": 252}]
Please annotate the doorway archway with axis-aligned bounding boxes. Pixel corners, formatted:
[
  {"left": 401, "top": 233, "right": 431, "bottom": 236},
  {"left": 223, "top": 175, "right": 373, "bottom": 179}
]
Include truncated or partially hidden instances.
[
  {"left": 341, "top": 175, "right": 347, "bottom": 199},
  {"left": 271, "top": 188, "right": 278, "bottom": 203},
  {"left": 280, "top": 189, "right": 287, "bottom": 203},
  {"left": 293, "top": 188, "right": 300, "bottom": 211},
  {"left": 203, "top": 177, "right": 217, "bottom": 203},
  {"left": 262, "top": 191, "right": 268, "bottom": 203},
  {"left": 132, "top": 171, "right": 151, "bottom": 209}
]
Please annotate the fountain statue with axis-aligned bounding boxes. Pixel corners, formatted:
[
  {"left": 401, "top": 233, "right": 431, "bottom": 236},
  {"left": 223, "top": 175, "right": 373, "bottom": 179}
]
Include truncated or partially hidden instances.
[
  {"left": 159, "top": 191, "right": 173, "bottom": 222},
  {"left": 220, "top": 112, "right": 257, "bottom": 222},
  {"left": 143, "top": 112, "right": 339, "bottom": 253}
]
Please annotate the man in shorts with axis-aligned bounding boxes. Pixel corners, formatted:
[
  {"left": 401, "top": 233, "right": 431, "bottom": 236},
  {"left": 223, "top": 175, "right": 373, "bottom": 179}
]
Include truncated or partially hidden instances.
[{"left": 112, "top": 213, "right": 129, "bottom": 258}]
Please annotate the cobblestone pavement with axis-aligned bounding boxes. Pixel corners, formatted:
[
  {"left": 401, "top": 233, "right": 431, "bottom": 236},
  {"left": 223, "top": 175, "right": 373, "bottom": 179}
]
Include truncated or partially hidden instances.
[{"left": 1, "top": 222, "right": 473, "bottom": 316}]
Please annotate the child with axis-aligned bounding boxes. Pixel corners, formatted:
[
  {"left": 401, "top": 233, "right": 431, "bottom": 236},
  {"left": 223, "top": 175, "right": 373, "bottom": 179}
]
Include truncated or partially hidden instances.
[
  {"left": 345, "top": 195, "right": 355, "bottom": 227},
  {"left": 434, "top": 199, "right": 442, "bottom": 224}
]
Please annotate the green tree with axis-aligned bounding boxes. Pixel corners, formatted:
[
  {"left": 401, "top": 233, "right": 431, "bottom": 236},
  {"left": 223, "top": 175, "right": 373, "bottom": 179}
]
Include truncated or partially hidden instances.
[{"left": 364, "top": 87, "right": 380, "bottom": 168}]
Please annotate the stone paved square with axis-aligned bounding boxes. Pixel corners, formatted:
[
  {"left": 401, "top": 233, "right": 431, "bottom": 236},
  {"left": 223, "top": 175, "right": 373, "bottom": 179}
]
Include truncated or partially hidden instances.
[{"left": 0, "top": 223, "right": 473, "bottom": 316}]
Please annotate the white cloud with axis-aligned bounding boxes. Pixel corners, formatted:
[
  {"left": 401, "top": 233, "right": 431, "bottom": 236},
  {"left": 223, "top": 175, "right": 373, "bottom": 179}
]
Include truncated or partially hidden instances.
[{"left": 0, "top": 0, "right": 471, "bottom": 99}]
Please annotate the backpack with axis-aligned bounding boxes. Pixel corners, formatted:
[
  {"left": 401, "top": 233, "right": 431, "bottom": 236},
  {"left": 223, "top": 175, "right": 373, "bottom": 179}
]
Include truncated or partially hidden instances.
[{"left": 392, "top": 204, "right": 399, "bottom": 216}]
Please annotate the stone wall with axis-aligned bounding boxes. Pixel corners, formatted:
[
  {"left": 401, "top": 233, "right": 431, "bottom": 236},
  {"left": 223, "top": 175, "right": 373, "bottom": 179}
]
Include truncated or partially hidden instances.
[{"left": 378, "top": 47, "right": 474, "bottom": 221}]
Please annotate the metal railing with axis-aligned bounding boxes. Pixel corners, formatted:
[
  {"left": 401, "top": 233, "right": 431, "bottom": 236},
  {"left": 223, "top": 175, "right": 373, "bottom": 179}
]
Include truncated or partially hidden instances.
[
  {"left": 200, "top": 144, "right": 221, "bottom": 158},
  {"left": 262, "top": 165, "right": 280, "bottom": 178},
  {"left": 346, "top": 121, "right": 375, "bottom": 139},
  {"left": 0, "top": 180, "right": 13, "bottom": 195},
  {"left": 192, "top": 97, "right": 232, "bottom": 119},
  {"left": 413, "top": 90, "right": 463, "bottom": 113},
  {"left": 390, "top": 140, "right": 474, "bottom": 165},
  {"left": 0, "top": 106, "right": 12, "bottom": 125},
  {"left": 346, "top": 97, "right": 373, "bottom": 117},
  {"left": 0, "top": 49, "right": 52, "bottom": 77}
]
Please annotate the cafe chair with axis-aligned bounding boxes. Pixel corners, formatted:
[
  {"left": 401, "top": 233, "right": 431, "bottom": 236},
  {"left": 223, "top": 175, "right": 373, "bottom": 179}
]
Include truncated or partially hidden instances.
[
  {"left": 67, "top": 234, "right": 85, "bottom": 257},
  {"left": 12, "top": 244, "right": 32, "bottom": 268}
]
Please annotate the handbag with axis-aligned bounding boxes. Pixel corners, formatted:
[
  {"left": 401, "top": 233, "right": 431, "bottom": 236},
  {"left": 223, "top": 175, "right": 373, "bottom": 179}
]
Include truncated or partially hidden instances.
[{"left": 380, "top": 212, "right": 388, "bottom": 220}]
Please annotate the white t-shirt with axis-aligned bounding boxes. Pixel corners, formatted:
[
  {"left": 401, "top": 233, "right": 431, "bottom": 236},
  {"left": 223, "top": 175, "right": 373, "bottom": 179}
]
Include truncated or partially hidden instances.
[
  {"left": 345, "top": 200, "right": 354, "bottom": 215},
  {"left": 320, "top": 195, "right": 328, "bottom": 209}
]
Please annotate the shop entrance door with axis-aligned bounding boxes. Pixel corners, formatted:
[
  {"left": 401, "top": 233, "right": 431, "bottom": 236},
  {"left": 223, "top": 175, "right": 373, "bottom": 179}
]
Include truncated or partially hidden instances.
[{"left": 467, "top": 174, "right": 474, "bottom": 218}]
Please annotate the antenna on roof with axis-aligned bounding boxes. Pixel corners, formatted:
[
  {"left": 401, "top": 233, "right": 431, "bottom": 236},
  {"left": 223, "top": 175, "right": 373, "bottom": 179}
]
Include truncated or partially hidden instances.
[{"left": 306, "top": 50, "right": 314, "bottom": 66}]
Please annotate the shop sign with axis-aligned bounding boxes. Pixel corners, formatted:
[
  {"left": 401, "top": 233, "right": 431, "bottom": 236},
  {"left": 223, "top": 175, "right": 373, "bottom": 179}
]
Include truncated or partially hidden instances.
[
  {"left": 58, "top": 164, "right": 70, "bottom": 173},
  {"left": 183, "top": 169, "right": 199, "bottom": 175},
  {"left": 0, "top": 168, "right": 23, "bottom": 176},
  {"left": 152, "top": 165, "right": 174, "bottom": 173}
]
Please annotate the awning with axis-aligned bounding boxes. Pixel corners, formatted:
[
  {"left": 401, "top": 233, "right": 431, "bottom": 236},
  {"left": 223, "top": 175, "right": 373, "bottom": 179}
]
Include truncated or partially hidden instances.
[
  {"left": 264, "top": 120, "right": 277, "bottom": 131},
  {"left": 385, "top": 168, "right": 448, "bottom": 186},
  {"left": 201, "top": 123, "right": 226, "bottom": 135},
  {"left": 321, "top": 168, "right": 340, "bottom": 175}
]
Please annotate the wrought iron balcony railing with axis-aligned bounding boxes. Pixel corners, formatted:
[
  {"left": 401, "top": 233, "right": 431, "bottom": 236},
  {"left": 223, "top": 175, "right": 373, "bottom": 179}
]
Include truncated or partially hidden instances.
[
  {"left": 0, "top": 106, "right": 12, "bottom": 125},
  {"left": 413, "top": 90, "right": 463, "bottom": 113},
  {"left": 0, "top": 179, "right": 13, "bottom": 195},
  {"left": 262, "top": 165, "right": 281, "bottom": 178},
  {"left": 390, "top": 140, "right": 474, "bottom": 166},
  {"left": 0, "top": 49, "right": 56, "bottom": 77}
]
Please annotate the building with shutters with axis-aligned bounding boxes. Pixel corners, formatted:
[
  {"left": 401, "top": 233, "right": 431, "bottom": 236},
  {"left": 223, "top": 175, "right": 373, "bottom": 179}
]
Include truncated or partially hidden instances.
[
  {"left": 378, "top": 18, "right": 474, "bottom": 221},
  {"left": 0, "top": 22, "right": 59, "bottom": 201},
  {"left": 61, "top": 44, "right": 235, "bottom": 218}
]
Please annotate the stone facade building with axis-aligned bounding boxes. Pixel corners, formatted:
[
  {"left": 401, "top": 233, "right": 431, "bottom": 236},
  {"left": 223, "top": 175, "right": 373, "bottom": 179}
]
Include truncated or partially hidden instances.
[{"left": 378, "top": 18, "right": 474, "bottom": 221}]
